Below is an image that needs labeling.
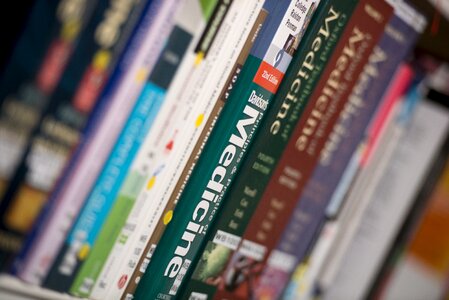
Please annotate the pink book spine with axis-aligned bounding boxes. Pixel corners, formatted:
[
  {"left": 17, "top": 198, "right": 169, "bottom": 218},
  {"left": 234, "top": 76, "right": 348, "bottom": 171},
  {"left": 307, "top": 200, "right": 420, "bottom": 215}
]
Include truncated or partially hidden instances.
[{"left": 361, "top": 64, "right": 415, "bottom": 166}]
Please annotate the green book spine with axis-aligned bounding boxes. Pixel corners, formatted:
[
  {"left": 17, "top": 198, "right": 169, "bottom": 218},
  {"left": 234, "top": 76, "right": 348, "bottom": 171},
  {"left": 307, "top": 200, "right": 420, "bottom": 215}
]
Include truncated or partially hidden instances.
[
  {"left": 181, "top": 0, "right": 358, "bottom": 298},
  {"left": 68, "top": 1, "right": 218, "bottom": 298},
  {"left": 133, "top": 1, "right": 313, "bottom": 298}
]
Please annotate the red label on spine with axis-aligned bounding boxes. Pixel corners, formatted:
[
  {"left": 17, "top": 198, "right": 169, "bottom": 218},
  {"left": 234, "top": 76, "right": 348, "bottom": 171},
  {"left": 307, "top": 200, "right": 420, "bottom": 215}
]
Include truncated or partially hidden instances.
[{"left": 253, "top": 61, "right": 284, "bottom": 94}]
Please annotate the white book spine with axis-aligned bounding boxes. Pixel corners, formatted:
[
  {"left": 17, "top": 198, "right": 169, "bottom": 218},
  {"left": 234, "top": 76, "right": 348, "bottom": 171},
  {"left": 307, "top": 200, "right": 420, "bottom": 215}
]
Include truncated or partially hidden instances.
[{"left": 92, "top": 1, "right": 264, "bottom": 299}]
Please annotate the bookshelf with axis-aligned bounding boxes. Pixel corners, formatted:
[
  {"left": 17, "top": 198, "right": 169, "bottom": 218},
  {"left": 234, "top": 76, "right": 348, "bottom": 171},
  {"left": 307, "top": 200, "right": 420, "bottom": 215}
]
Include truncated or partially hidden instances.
[{"left": 0, "top": 0, "right": 447, "bottom": 299}]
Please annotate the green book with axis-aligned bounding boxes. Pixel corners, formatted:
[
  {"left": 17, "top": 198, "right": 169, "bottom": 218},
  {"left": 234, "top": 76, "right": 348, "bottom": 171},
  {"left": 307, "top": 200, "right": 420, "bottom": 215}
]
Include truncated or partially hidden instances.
[
  {"left": 180, "top": 0, "right": 358, "bottom": 298},
  {"left": 133, "top": 0, "right": 320, "bottom": 298},
  {"left": 68, "top": 0, "right": 219, "bottom": 298}
]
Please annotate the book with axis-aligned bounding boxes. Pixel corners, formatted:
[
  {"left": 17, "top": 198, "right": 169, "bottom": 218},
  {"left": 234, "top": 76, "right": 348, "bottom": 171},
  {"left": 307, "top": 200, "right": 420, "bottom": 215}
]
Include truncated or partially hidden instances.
[
  {"left": 207, "top": 0, "right": 392, "bottom": 299},
  {"left": 367, "top": 92, "right": 449, "bottom": 300},
  {"left": 307, "top": 67, "right": 416, "bottom": 300},
  {"left": 120, "top": 5, "right": 269, "bottom": 300},
  {"left": 68, "top": 0, "right": 219, "bottom": 298},
  {"left": 41, "top": 0, "right": 185, "bottom": 293},
  {"left": 323, "top": 100, "right": 449, "bottom": 299},
  {"left": 14, "top": 0, "right": 181, "bottom": 286},
  {"left": 0, "top": 0, "right": 151, "bottom": 269},
  {"left": 374, "top": 144, "right": 449, "bottom": 300},
  {"left": 254, "top": 3, "right": 425, "bottom": 299},
  {"left": 282, "top": 63, "right": 417, "bottom": 300},
  {"left": 180, "top": 1, "right": 356, "bottom": 299},
  {"left": 0, "top": 0, "right": 99, "bottom": 199},
  {"left": 133, "top": 0, "right": 311, "bottom": 298},
  {"left": 92, "top": 1, "right": 269, "bottom": 299},
  {"left": 315, "top": 68, "right": 416, "bottom": 294}
]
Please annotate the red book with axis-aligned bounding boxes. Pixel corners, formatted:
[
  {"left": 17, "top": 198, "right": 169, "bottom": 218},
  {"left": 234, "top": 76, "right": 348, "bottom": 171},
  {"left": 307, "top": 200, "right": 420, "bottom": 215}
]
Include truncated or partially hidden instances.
[{"left": 214, "top": 0, "right": 394, "bottom": 299}]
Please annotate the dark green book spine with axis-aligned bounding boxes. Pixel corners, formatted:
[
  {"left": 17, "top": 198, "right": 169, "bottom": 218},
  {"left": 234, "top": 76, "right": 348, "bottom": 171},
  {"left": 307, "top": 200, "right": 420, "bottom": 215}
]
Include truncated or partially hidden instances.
[
  {"left": 181, "top": 0, "right": 358, "bottom": 298},
  {"left": 133, "top": 0, "right": 313, "bottom": 298},
  {"left": 137, "top": 53, "right": 271, "bottom": 299}
]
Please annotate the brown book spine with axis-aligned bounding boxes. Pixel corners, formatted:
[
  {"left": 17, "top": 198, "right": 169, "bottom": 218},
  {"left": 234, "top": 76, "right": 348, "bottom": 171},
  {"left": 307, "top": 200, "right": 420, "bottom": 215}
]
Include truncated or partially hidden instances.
[{"left": 214, "top": 0, "right": 393, "bottom": 299}]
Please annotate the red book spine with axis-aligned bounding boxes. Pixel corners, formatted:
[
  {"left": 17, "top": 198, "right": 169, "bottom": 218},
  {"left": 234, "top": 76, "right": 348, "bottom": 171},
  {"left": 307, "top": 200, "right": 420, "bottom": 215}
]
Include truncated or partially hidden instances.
[{"left": 214, "top": 0, "right": 394, "bottom": 299}]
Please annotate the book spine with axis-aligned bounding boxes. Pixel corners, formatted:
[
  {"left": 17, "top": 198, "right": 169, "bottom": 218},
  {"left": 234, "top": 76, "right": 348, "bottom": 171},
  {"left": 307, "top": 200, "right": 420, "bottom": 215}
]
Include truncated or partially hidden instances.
[
  {"left": 324, "top": 64, "right": 416, "bottom": 221},
  {"left": 69, "top": 2, "right": 205, "bottom": 298},
  {"left": 317, "top": 84, "right": 438, "bottom": 297},
  {"left": 90, "top": 1, "right": 264, "bottom": 299},
  {"left": 212, "top": 0, "right": 393, "bottom": 299},
  {"left": 45, "top": 8, "right": 178, "bottom": 294},
  {"left": 367, "top": 124, "right": 449, "bottom": 299},
  {"left": 0, "top": 0, "right": 98, "bottom": 199},
  {"left": 106, "top": 2, "right": 266, "bottom": 299},
  {"left": 0, "top": 0, "right": 149, "bottom": 269},
  {"left": 35, "top": 0, "right": 100, "bottom": 95},
  {"left": 255, "top": 7, "right": 424, "bottom": 299},
  {"left": 132, "top": 0, "right": 311, "bottom": 298},
  {"left": 39, "top": 0, "right": 178, "bottom": 292},
  {"left": 14, "top": 0, "right": 175, "bottom": 283},
  {"left": 288, "top": 65, "right": 413, "bottom": 300},
  {"left": 15, "top": 0, "right": 177, "bottom": 286},
  {"left": 181, "top": 1, "right": 353, "bottom": 299},
  {"left": 311, "top": 72, "right": 414, "bottom": 297},
  {"left": 118, "top": 2, "right": 267, "bottom": 299},
  {"left": 322, "top": 99, "right": 449, "bottom": 300}
]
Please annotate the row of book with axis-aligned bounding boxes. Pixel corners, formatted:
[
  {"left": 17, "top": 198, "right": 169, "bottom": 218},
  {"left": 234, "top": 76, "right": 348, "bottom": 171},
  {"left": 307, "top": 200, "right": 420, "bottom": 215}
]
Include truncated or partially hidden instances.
[{"left": 0, "top": 0, "right": 448, "bottom": 299}]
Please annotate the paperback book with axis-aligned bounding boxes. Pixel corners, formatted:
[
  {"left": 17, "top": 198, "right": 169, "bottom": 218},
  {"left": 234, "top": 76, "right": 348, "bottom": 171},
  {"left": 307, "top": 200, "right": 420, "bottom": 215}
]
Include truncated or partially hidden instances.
[
  {"left": 0, "top": 0, "right": 150, "bottom": 268},
  {"left": 42, "top": 0, "right": 186, "bottom": 293},
  {"left": 68, "top": 0, "right": 220, "bottom": 298},
  {"left": 93, "top": 1, "right": 269, "bottom": 299},
  {"left": 255, "top": 3, "right": 425, "bottom": 299},
  {"left": 0, "top": 0, "right": 99, "bottom": 199},
  {"left": 14, "top": 0, "right": 180, "bottom": 286}
]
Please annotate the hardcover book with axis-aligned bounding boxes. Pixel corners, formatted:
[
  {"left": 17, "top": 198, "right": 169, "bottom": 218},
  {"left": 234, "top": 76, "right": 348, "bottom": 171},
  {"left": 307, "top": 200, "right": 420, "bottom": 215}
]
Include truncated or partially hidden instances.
[
  {"left": 68, "top": 0, "right": 219, "bottom": 298},
  {"left": 15, "top": 0, "right": 182, "bottom": 286},
  {"left": 0, "top": 0, "right": 99, "bottom": 199},
  {"left": 181, "top": 0, "right": 356, "bottom": 299},
  {"left": 255, "top": 3, "right": 426, "bottom": 299},
  {"left": 0, "top": 0, "right": 150, "bottom": 269},
  {"left": 207, "top": 0, "right": 393, "bottom": 298},
  {"left": 41, "top": 0, "right": 185, "bottom": 293},
  {"left": 98, "top": 1, "right": 269, "bottom": 299},
  {"left": 133, "top": 0, "right": 311, "bottom": 298},
  {"left": 283, "top": 63, "right": 416, "bottom": 300}
]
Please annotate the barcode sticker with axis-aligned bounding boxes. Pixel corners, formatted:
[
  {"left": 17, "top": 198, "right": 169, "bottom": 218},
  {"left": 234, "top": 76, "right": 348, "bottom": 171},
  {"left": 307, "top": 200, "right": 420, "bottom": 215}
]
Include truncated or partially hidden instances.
[
  {"left": 169, "top": 259, "right": 191, "bottom": 296},
  {"left": 189, "top": 292, "right": 208, "bottom": 300},
  {"left": 239, "top": 240, "right": 266, "bottom": 261},
  {"left": 213, "top": 230, "right": 241, "bottom": 250}
]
